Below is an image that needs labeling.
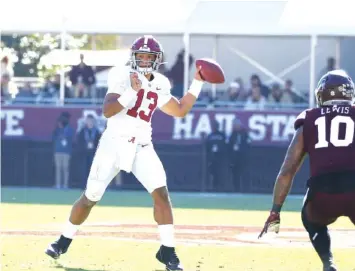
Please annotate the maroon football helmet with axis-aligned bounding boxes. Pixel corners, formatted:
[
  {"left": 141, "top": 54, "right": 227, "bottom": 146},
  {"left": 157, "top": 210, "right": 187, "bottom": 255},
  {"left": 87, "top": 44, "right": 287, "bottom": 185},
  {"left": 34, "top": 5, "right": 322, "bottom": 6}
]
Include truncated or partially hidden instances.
[
  {"left": 315, "top": 70, "right": 354, "bottom": 106},
  {"left": 130, "top": 35, "right": 163, "bottom": 74}
]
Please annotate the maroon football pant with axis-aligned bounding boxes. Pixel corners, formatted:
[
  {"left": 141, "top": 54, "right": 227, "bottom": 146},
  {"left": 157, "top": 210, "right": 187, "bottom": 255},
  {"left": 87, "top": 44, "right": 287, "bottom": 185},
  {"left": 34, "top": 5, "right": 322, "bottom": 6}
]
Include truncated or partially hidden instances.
[{"left": 304, "top": 191, "right": 355, "bottom": 225}]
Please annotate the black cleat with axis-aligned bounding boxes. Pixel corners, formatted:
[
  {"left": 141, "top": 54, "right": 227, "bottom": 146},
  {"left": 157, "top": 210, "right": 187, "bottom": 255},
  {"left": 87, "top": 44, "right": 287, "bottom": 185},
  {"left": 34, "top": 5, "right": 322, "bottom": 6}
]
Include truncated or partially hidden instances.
[
  {"left": 45, "top": 242, "right": 66, "bottom": 259},
  {"left": 156, "top": 245, "right": 183, "bottom": 271},
  {"left": 45, "top": 236, "right": 72, "bottom": 260},
  {"left": 323, "top": 261, "right": 338, "bottom": 271}
]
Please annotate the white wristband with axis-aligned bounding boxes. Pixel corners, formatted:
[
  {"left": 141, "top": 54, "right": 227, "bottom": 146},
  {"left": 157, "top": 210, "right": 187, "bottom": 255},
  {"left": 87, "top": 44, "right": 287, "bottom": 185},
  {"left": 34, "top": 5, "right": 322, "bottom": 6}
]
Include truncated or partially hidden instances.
[
  {"left": 117, "top": 88, "right": 137, "bottom": 107},
  {"left": 188, "top": 79, "right": 204, "bottom": 98}
]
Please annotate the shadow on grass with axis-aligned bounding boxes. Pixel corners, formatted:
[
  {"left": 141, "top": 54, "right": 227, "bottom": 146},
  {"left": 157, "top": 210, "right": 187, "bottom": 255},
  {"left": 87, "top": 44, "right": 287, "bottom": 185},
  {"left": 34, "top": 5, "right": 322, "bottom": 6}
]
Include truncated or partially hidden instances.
[{"left": 53, "top": 263, "right": 105, "bottom": 271}]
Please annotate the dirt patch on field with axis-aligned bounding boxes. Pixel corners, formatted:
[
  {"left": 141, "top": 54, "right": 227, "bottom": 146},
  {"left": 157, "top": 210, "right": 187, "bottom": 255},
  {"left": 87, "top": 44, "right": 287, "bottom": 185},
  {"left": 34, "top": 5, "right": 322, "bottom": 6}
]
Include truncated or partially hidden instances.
[{"left": 2, "top": 224, "right": 355, "bottom": 248}]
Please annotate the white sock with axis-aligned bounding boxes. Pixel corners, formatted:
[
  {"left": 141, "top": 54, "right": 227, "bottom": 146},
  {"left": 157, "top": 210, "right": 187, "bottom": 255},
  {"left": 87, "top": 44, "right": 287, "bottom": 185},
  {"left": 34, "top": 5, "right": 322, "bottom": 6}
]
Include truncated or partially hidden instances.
[
  {"left": 62, "top": 220, "right": 79, "bottom": 239},
  {"left": 158, "top": 224, "right": 175, "bottom": 247}
]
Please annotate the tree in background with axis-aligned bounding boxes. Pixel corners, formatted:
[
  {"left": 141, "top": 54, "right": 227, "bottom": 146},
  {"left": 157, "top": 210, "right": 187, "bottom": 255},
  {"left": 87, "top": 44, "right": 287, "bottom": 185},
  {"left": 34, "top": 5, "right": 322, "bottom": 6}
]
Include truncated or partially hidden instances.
[
  {"left": 1, "top": 34, "right": 87, "bottom": 78},
  {"left": 1, "top": 34, "right": 120, "bottom": 79},
  {"left": 82, "top": 35, "right": 119, "bottom": 51}
]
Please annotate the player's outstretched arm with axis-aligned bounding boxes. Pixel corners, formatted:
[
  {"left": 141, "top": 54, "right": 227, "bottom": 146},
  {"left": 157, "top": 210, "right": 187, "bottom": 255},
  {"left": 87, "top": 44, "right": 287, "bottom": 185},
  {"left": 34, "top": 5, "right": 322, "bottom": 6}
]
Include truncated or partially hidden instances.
[
  {"left": 272, "top": 126, "right": 306, "bottom": 208},
  {"left": 259, "top": 126, "right": 306, "bottom": 238},
  {"left": 160, "top": 68, "right": 204, "bottom": 118}
]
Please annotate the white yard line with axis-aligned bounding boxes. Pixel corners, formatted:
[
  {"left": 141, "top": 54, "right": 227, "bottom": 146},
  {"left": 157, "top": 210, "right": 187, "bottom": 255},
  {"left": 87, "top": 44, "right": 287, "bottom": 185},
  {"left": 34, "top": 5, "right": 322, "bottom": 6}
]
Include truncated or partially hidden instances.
[{"left": 1, "top": 225, "right": 354, "bottom": 249}]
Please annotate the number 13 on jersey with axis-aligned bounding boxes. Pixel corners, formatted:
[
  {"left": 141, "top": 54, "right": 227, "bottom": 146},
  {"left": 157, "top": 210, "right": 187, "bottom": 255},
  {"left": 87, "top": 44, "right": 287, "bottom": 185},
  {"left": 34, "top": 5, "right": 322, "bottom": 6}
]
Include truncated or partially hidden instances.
[{"left": 127, "top": 89, "right": 158, "bottom": 122}]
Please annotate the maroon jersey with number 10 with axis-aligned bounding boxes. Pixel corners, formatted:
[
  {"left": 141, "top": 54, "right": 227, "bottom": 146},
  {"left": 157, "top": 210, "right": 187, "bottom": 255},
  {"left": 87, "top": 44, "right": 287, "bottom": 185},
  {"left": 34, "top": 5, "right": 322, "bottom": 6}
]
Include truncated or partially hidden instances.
[{"left": 294, "top": 105, "right": 355, "bottom": 178}]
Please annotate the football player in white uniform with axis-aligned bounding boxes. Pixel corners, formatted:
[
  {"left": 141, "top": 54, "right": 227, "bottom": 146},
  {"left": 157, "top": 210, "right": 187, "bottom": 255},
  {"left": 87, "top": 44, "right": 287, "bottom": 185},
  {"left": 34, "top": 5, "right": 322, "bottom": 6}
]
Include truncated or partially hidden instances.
[{"left": 45, "top": 35, "right": 205, "bottom": 271}]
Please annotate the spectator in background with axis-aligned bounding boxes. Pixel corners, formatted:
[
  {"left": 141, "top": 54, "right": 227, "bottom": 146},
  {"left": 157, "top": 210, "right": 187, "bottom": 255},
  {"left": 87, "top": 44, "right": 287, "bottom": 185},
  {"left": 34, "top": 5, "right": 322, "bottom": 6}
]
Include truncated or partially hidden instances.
[
  {"left": 228, "top": 118, "right": 251, "bottom": 192},
  {"left": 1, "top": 73, "right": 18, "bottom": 101},
  {"left": 14, "top": 82, "right": 38, "bottom": 102},
  {"left": 41, "top": 77, "right": 59, "bottom": 103},
  {"left": 244, "top": 86, "right": 266, "bottom": 110},
  {"left": 41, "top": 74, "right": 71, "bottom": 103},
  {"left": 1, "top": 55, "right": 16, "bottom": 99},
  {"left": 250, "top": 74, "right": 269, "bottom": 98},
  {"left": 1, "top": 73, "right": 12, "bottom": 100},
  {"left": 222, "top": 81, "right": 246, "bottom": 102},
  {"left": 319, "top": 57, "right": 336, "bottom": 80},
  {"left": 198, "top": 89, "right": 214, "bottom": 104},
  {"left": 1, "top": 56, "right": 14, "bottom": 78},
  {"left": 52, "top": 112, "right": 74, "bottom": 189},
  {"left": 77, "top": 115, "right": 101, "bottom": 186},
  {"left": 69, "top": 54, "right": 96, "bottom": 98},
  {"left": 268, "top": 82, "right": 294, "bottom": 109},
  {"left": 283, "top": 79, "right": 300, "bottom": 103},
  {"left": 168, "top": 49, "right": 194, "bottom": 98},
  {"left": 206, "top": 120, "right": 227, "bottom": 192},
  {"left": 234, "top": 77, "right": 245, "bottom": 94}
]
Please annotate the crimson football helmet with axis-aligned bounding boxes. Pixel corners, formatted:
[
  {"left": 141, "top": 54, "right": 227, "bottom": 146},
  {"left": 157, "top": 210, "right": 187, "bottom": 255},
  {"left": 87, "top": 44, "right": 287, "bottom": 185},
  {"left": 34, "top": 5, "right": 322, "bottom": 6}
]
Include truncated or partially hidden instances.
[
  {"left": 130, "top": 35, "right": 163, "bottom": 75},
  {"left": 315, "top": 70, "right": 354, "bottom": 106}
]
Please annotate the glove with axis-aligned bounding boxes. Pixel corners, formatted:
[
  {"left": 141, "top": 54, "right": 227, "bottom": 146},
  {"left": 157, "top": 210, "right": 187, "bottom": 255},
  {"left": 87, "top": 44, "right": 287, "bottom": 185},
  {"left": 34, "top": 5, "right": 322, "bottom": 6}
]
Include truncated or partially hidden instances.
[{"left": 258, "top": 211, "right": 280, "bottom": 239}]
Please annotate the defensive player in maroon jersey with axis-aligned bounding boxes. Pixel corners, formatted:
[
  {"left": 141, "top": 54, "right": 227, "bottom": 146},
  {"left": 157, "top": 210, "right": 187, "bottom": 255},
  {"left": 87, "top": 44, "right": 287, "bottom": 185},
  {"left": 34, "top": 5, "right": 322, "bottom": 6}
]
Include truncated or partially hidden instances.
[{"left": 259, "top": 70, "right": 355, "bottom": 271}]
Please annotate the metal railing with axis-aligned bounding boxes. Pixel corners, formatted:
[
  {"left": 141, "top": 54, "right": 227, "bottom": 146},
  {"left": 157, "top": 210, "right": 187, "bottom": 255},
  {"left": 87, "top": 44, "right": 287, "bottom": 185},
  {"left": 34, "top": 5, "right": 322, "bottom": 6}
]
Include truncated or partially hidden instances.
[
  {"left": 2, "top": 142, "right": 309, "bottom": 194},
  {"left": 2, "top": 96, "right": 309, "bottom": 110}
]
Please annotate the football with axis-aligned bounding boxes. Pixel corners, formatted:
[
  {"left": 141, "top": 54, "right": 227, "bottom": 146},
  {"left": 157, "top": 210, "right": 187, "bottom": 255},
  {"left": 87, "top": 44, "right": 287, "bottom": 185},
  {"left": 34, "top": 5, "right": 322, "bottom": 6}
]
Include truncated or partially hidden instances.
[{"left": 195, "top": 58, "right": 225, "bottom": 84}]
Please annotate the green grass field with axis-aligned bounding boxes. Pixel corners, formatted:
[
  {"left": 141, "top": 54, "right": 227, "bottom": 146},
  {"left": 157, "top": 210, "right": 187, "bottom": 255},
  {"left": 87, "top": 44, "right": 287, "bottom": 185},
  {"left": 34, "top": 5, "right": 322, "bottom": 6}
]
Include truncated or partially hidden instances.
[{"left": 1, "top": 187, "right": 354, "bottom": 271}]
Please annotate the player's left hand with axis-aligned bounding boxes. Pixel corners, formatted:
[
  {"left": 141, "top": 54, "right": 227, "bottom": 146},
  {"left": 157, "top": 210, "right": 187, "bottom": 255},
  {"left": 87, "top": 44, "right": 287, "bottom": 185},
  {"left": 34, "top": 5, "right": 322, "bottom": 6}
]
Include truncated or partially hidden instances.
[
  {"left": 194, "top": 66, "right": 203, "bottom": 81},
  {"left": 258, "top": 211, "right": 280, "bottom": 239}
]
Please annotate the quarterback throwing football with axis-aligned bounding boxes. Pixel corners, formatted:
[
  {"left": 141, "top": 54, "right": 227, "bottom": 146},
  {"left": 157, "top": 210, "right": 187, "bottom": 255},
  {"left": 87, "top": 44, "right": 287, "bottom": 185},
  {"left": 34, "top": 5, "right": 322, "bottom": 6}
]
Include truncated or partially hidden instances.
[{"left": 45, "top": 35, "right": 205, "bottom": 271}]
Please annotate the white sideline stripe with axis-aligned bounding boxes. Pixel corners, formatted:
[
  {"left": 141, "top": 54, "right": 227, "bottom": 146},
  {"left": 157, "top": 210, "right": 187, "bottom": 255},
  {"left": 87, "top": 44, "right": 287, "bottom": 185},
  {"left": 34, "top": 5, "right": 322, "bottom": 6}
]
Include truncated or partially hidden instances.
[
  {"left": 2, "top": 233, "right": 355, "bottom": 249},
  {"left": 40, "top": 222, "right": 354, "bottom": 232},
  {"left": 2, "top": 228, "right": 355, "bottom": 249},
  {"left": 1, "top": 228, "right": 220, "bottom": 234},
  {"left": 4, "top": 224, "right": 355, "bottom": 232}
]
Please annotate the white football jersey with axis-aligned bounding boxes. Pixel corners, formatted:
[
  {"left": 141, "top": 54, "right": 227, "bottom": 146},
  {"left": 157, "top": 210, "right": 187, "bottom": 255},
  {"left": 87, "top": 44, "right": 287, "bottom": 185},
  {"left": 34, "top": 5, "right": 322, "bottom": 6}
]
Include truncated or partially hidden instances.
[{"left": 105, "top": 65, "right": 172, "bottom": 144}]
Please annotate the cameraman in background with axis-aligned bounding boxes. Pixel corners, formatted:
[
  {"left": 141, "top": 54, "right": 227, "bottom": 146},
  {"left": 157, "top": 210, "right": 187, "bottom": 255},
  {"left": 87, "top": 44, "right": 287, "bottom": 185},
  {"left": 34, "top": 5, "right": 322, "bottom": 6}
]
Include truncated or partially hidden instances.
[
  {"left": 52, "top": 112, "right": 74, "bottom": 189},
  {"left": 206, "top": 120, "right": 227, "bottom": 191},
  {"left": 228, "top": 118, "right": 251, "bottom": 192}
]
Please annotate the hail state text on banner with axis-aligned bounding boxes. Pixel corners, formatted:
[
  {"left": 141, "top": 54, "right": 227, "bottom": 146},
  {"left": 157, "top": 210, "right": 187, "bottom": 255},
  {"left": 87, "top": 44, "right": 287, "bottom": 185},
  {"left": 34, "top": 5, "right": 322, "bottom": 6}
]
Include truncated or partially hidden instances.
[{"left": 1, "top": 106, "right": 302, "bottom": 146}]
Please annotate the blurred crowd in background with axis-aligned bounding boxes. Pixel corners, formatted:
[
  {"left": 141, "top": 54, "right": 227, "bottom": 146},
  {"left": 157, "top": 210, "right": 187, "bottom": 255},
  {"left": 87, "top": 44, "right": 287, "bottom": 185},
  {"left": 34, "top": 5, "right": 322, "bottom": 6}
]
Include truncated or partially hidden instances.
[{"left": 1, "top": 46, "right": 337, "bottom": 109}]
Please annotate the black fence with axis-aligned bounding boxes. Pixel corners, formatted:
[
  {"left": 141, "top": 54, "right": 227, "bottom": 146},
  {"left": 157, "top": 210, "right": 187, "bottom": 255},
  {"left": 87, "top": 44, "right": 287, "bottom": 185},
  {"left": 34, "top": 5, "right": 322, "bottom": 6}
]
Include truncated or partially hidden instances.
[{"left": 1, "top": 139, "right": 310, "bottom": 194}]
